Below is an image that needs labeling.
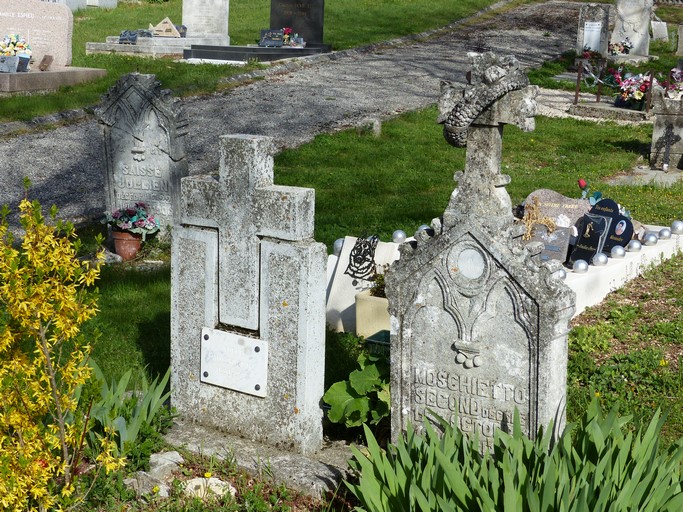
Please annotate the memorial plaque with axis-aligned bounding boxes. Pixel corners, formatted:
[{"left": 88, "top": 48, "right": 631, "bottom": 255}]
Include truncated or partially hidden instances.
[
  {"left": 259, "top": 29, "right": 284, "bottom": 47},
  {"left": 529, "top": 225, "right": 571, "bottom": 263},
  {"left": 569, "top": 213, "right": 610, "bottom": 264},
  {"left": 270, "top": 0, "right": 324, "bottom": 45},
  {"left": 589, "top": 199, "right": 633, "bottom": 252},
  {"left": 525, "top": 189, "right": 591, "bottom": 228}
]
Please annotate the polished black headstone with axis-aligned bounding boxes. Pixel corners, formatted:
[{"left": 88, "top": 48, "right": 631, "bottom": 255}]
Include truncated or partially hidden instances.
[
  {"left": 270, "top": 0, "right": 325, "bottom": 45},
  {"left": 569, "top": 213, "right": 611, "bottom": 264},
  {"left": 589, "top": 199, "right": 633, "bottom": 252},
  {"left": 259, "top": 29, "right": 285, "bottom": 47}
]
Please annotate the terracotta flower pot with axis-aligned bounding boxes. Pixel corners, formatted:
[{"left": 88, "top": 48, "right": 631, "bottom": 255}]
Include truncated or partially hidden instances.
[{"left": 111, "top": 230, "right": 142, "bottom": 261}]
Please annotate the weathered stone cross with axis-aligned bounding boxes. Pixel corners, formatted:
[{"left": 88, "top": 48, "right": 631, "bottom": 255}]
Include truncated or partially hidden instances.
[{"left": 180, "top": 134, "right": 314, "bottom": 330}]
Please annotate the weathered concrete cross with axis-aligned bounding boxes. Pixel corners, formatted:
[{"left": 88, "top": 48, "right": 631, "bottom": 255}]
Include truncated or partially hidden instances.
[{"left": 180, "top": 134, "right": 314, "bottom": 330}]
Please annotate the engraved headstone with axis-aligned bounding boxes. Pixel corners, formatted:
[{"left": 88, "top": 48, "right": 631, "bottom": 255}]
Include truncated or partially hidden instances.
[
  {"left": 182, "top": 0, "right": 230, "bottom": 44},
  {"left": 611, "top": 0, "right": 653, "bottom": 57},
  {"left": 524, "top": 189, "right": 592, "bottom": 228},
  {"left": 95, "top": 74, "right": 189, "bottom": 232},
  {"left": 650, "top": 88, "right": 683, "bottom": 170},
  {"left": 171, "top": 134, "right": 326, "bottom": 455},
  {"left": 387, "top": 53, "right": 575, "bottom": 450},
  {"left": 270, "top": 0, "right": 325, "bottom": 46},
  {"left": 576, "top": 4, "right": 611, "bottom": 55},
  {"left": 0, "top": 0, "right": 73, "bottom": 67},
  {"left": 589, "top": 198, "right": 634, "bottom": 252}
]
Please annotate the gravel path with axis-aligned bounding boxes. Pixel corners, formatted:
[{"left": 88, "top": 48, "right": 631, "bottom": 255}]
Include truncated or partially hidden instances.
[{"left": 0, "top": 1, "right": 584, "bottom": 227}]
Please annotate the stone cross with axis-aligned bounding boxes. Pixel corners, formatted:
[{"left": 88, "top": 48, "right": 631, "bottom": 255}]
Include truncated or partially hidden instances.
[
  {"left": 387, "top": 53, "right": 575, "bottom": 450},
  {"left": 650, "top": 88, "right": 683, "bottom": 171},
  {"left": 171, "top": 134, "right": 326, "bottom": 455}
]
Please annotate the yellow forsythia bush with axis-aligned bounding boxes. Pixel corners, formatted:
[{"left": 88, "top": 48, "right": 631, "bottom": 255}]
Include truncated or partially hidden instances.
[{"left": 0, "top": 197, "right": 123, "bottom": 511}]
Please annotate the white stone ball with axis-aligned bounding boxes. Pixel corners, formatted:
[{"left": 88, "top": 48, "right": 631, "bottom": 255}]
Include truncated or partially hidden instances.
[
  {"left": 333, "top": 238, "right": 344, "bottom": 256},
  {"left": 553, "top": 268, "right": 567, "bottom": 280},
  {"left": 643, "top": 232, "right": 659, "bottom": 246},
  {"left": 592, "top": 252, "right": 609, "bottom": 266},
  {"left": 417, "top": 224, "right": 430, "bottom": 232},
  {"left": 610, "top": 245, "right": 626, "bottom": 258},
  {"left": 572, "top": 259, "right": 589, "bottom": 273},
  {"left": 659, "top": 228, "right": 672, "bottom": 240},
  {"left": 671, "top": 220, "right": 683, "bottom": 235},
  {"left": 627, "top": 239, "right": 642, "bottom": 252},
  {"left": 392, "top": 230, "right": 407, "bottom": 244}
]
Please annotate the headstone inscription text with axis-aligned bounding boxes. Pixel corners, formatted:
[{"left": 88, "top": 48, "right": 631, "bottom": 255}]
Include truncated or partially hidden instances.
[{"left": 270, "top": 0, "right": 324, "bottom": 45}]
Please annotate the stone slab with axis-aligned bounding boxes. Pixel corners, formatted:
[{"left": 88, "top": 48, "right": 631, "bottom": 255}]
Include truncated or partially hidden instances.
[
  {"left": 86, "top": 36, "right": 227, "bottom": 58},
  {"left": 677, "top": 25, "right": 683, "bottom": 56},
  {"left": 566, "top": 227, "right": 683, "bottom": 317},
  {"left": 0, "top": 67, "right": 105, "bottom": 93},
  {"left": 568, "top": 102, "right": 651, "bottom": 121},
  {"left": 164, "top": 419, "right": 351, "bottom": 497},
  {"left": 0, "top": 0, "right": 73, "bottom": 67}
]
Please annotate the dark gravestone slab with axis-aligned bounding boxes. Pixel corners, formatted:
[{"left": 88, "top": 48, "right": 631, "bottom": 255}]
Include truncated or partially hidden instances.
[
  {"left": 589, "top": 199, "right": 633, "bottom": 252},
  {"left": 259, "top": 29, "right": 285, "bottom": 47},
  {"left": 525, "top": 189, "right": 591, "bottom": 228},
  {"left": 569, "top": 213, "right": 611, "bottom": 264},
  {"left": 270, "top": 0, "right": 324, "bottom": 45},
  {"left": 530, "top": 225, "right": 572, "bottom": 263}
]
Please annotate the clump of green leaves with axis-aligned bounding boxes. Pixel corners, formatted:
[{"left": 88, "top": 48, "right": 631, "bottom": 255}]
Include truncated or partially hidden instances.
[
  {"left": 347, "top": 399, "right": 683, "bottom": 511},
  {"left": 323, "top": 353, "right": 390, "bottom": 428}
]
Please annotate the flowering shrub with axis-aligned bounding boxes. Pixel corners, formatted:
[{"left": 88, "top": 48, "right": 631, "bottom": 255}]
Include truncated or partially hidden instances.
[
  {"left": 0, "top": 34, "right": 31, "bottom": 56},
  {"left": 0, "top": 195, "right": 123, "bottom": 511},
  {"left": 101, "top": 202, "right": 159, "bottom": 240}
]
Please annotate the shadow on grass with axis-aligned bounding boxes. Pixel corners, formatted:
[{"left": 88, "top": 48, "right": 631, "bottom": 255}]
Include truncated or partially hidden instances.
[{"left": 137, "top": 311, "right": 172, "bottom": 381}]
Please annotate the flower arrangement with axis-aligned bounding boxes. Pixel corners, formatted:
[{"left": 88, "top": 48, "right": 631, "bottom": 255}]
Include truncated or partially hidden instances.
[
  {"left": 660, "top": 67, "right": 683, "bottom": 100},
  {"left": 101, "top": 202, "right": 159, "bottom": 240},
  {"left": 607, "top": 68, "right": 657, "bottom": 108},
  {"left": 283, "top": 27, "right": 293, "bottom": 44},
  {"left": 608, "top": 38, "right": 633, "bottom": 56},
  {"left": 0, "top": 34, "right": 31, "bottom": 57}
]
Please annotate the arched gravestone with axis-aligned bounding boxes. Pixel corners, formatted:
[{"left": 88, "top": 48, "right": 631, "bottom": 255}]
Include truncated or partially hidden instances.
[
  {"left": 386, "top": 53, "right": 575, "bottom": 450},
  {"left": 96, "top": 74, "right": 189, "bottom": 232}
]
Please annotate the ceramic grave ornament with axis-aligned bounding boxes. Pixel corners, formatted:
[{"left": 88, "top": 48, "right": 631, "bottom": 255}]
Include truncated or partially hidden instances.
[{"left": 387, "top": 53, "right": 575, "bottom": 450}]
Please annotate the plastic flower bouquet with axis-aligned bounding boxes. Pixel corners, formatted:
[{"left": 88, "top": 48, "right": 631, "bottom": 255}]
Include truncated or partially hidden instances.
[
  {"left": 609, "top": 68, "right": 657, "bottom": 109},
  {"left": 0, "top": 34, "right": 31, "bottom": 57},
  {"left": 101, "top": 202, "right": 160, "bottom": 240}
]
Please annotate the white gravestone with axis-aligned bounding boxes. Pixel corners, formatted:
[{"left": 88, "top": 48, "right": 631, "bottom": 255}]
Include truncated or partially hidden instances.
[
  {"left": 651, "top": 21, "right": 669, "bottom": 42},
  {"left": 182, "top": 0, "right": 230, "bottom": 45},
  {"left": 611, "top": 0, "right": 653, "bottom": 57},
  {"left": 171, "top": 134, "right": 326, "bottom": 455},
  {"left": 326, "top": 236, "right": 400, "bottom": 333},
  {"left": 0, "top": 0, "right": 73, "bottom": 67},
  {"left": 575, "top": 4, "right": 610, "bottom": 55}
]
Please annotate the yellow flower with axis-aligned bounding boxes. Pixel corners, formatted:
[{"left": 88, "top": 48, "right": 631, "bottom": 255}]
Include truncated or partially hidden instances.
[
  {"left": 594, "top": 391, "right": 601, "bottom": 397},
  {"left": 204, "top": 472, "right": 212, "bottom": 479},
  {"left": 660, "top": 359, "right": 668, "bottom": 367},
  {"left": 152, "top": 485, "right": 160, "bottom": 494}
]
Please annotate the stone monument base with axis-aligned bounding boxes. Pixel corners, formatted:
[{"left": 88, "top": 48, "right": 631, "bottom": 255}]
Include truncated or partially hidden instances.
[
  {"left": 608, "top": 54, "right": 657, "bottom": 66},
  {"left": 86, "top": 36, "right": 230, "bottom": 59},
  {"left": 0, "top": 67, "right": 107, "bottom": 93},
  {"left": 183, "top": 43, "right": 332, "bottom": 62}
]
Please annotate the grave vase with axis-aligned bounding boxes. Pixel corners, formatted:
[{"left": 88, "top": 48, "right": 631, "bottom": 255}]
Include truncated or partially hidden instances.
[{"left": 111, "top": 230, "right": 142, "bottom": 261}]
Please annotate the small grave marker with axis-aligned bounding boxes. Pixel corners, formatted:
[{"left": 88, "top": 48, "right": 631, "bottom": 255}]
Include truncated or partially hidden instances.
[
  {"left": 95, "top": 73, "right": 189, "bottom": 232},
  {"left": 525, "top": 189, "right": 591, "bottom": 228},
  {"left": 259, "top": 29, "right": 285, "bottom": 47},
  {"left": 651, "top": 21, "right": 669, "bottom": 42},
  {"left": 589, "top": 199, "right": 633, "bottom": 252},
  {"left": 529, "top": 225, "right": 572, "bottom": 263},
  {"left": 569, "top": 213, "right": 610, "bottom": 264}
]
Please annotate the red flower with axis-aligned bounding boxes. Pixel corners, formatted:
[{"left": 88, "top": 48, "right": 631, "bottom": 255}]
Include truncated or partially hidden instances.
[{"left": 578, "top": 178, "right": 587, "bottom": 190}]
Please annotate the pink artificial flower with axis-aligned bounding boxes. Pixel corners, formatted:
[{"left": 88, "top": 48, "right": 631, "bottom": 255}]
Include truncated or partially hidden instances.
[{"left": 578, "top": 178, "right": 587, "bottom": 190}]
